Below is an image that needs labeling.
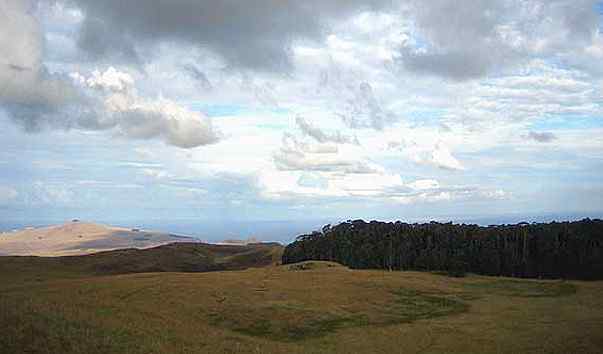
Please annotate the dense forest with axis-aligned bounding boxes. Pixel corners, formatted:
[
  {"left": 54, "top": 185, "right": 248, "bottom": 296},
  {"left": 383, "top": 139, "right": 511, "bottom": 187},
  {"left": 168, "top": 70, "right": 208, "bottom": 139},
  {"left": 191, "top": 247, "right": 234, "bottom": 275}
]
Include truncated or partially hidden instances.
[{"left": 282, "top": 219, "right": 603, "bottom": 280}]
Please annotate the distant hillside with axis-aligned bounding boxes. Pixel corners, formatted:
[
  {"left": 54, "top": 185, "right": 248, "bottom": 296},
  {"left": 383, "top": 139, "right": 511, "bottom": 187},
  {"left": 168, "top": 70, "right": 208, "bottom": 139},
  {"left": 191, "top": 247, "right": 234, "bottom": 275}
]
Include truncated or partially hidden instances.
[
  {"left": 282, "top": 219, "right": 603, "bottom": 280},
  {"left": 0, "top": 242, "right": 284, "bottom": 281},
  {"left": 0, "top": 221, "right": 198, "bottom": 256},
  {"left": 216, "top": 237, "right": 260, "bottom": 245}
]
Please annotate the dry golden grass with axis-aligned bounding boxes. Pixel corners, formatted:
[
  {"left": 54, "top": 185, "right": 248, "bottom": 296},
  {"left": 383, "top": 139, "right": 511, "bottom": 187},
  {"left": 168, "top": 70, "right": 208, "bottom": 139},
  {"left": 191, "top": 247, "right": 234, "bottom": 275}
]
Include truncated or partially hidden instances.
[{"left": 1, "top": 260, "right": 602, "bottom": 353}]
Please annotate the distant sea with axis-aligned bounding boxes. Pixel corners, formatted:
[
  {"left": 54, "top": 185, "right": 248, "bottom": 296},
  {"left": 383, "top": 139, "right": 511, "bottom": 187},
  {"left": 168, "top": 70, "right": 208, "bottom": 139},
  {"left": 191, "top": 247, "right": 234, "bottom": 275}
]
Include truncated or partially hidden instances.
[
  {"left": 0, "top": 219, "right": 334, "bottom": 244},
  {"left": 1, "top": 212, "right": 600, "bottom": 245}
]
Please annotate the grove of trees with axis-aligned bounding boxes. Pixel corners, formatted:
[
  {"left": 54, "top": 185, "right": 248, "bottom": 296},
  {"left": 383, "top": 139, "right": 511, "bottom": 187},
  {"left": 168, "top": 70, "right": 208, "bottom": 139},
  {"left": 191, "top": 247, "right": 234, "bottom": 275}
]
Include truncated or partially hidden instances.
[{"left": 282, "top": 219, "right": 603, "bottom": 280}]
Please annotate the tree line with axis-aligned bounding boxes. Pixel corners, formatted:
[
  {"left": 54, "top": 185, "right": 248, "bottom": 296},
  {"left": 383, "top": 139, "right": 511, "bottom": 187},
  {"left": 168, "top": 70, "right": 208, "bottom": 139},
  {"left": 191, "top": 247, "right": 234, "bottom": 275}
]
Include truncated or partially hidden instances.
[{"left": 282, "top": 219, "right": 603, "bottom": 280}]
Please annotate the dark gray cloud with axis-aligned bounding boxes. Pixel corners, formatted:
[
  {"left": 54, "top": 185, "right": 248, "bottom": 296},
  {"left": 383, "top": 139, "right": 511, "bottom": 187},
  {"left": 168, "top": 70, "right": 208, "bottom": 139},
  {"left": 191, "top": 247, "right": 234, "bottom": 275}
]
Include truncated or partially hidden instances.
[
  {"left": 0, "top": 0, "right": 220, "bottom": 148},
  {"left": 0, "top": 0, "right": 82, "bottom": 130},
  {"left": 182, "top": 64, "right": 213, "bottom": 91},
  {"left": 525, "top": 131, "right": 558, "bottom": 143},
  {"left": 400, "top": 0, "right": 601, "bottom": 80},
  {"left": 63, "top": 0, "right": 601, "bottom": 79},
  {"left": 66, "top": 0, "right": 392, "bottom": 70},
  {"left": 401, "top": 49, "right": 500, "bottom": 81},
  {"left": 401, "top": 0, "right": 509, "bottom": 80},
  {"left": 77, "top": 16, "right": 141, "bottom": 64}
]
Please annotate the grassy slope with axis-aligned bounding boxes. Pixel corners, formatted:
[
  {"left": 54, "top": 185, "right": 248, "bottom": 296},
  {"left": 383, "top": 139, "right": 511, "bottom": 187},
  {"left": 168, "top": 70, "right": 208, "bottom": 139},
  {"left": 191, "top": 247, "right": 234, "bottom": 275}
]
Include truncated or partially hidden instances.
[
  {"left": 1, "top": 258, "right": 602, "bottom": 353},
  {"left": 0, "top": 242, "right": 283, "bottom": 283}
]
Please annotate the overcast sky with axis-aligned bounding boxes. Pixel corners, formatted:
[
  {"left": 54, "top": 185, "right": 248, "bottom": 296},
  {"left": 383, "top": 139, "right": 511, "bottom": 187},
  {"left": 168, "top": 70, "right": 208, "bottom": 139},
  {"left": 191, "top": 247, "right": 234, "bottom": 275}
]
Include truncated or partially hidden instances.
[{"left": 1, "top": 0, "right": 603, "bottom": 226}]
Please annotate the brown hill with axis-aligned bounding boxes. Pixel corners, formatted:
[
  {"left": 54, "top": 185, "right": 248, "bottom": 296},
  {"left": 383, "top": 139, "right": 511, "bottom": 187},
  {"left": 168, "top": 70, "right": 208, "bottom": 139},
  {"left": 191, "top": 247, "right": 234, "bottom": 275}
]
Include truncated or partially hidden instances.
[{"left": 0, "top": 221, "right": 197, "bottom": 257}]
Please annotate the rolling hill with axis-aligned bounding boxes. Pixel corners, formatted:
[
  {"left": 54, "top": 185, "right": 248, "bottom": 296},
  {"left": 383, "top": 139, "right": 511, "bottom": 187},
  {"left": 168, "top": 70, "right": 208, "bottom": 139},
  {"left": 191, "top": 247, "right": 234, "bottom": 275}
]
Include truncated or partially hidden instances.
[
  {"left": 1, "top": 220, "right": 602, "bottom": 353},
  {"left": 0, "top": 221, "right": 199, "bottom": 257},
  {"left": 1, "top": 259, "right": 602, "bottom": 353},
  {"left": 0, "top": 241, "right": 284, "bottom": 282}
]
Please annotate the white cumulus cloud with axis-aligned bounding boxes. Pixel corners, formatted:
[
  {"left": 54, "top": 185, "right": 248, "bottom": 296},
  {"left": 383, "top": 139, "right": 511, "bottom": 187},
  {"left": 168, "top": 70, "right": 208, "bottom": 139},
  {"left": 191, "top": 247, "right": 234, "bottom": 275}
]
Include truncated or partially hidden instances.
[{"left": 72, "top": 67, "right": 220, "bottom": 148}]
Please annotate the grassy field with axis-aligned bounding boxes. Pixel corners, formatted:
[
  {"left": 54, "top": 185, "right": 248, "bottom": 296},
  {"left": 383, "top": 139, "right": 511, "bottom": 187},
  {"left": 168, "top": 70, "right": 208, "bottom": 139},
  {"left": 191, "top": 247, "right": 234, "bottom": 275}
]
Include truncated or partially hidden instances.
[{"left": 1, "top": 259, "right": 602, "bottom": 353}]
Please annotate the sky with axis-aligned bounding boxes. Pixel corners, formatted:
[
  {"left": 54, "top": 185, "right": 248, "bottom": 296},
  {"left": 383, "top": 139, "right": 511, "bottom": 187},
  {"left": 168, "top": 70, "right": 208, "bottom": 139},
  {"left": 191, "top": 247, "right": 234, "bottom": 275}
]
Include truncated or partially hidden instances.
[{"left": 1, "top": 0, "right": 603, "bottom": 234}]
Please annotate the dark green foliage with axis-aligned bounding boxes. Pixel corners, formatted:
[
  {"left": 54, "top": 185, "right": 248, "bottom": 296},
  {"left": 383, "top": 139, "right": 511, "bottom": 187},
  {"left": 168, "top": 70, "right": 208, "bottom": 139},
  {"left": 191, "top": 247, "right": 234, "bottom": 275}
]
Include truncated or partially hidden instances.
[
  {"left": 447, "top": 258, "right": 468, "bottom": 278},
  {"left": 282, "top": 218, "right": 603, "bottom": 280}
]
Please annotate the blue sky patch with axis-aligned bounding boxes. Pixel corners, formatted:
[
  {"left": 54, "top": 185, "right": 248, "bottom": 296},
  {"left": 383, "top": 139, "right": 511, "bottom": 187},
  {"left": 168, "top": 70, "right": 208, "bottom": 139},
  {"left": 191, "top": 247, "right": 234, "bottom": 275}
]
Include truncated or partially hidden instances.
[
  {"left": 530, "top": 115, "right": 603, "bottom": 131},
  {"left": 189, "top": 103, "right": 290, "bottom": 118}
]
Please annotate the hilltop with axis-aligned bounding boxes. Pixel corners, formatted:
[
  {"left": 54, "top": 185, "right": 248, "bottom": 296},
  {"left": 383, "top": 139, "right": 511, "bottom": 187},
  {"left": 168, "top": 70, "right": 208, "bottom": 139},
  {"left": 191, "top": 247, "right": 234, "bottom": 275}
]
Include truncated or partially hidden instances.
[{"left": 0, "top": 221, "right": 198, "bottom": 257}]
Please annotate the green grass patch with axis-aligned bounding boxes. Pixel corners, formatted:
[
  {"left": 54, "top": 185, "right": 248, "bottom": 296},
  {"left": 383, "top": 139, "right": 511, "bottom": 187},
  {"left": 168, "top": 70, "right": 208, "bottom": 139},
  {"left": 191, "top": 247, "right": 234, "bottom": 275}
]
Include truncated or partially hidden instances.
[
  {"left": 207, "top": 288, "right": 468, "bottom": 342},
  {"left": 464, "top": 279, "right": 577, "bottom": 298},
  {"left": 286, "top": 261, "right": 345, "bottom": 271},
  {"left": 207, "top": 304, "right": 364, "bottom": 342},
  {"left": 384, "top": 289, "right": 469, "bottom": 324}
]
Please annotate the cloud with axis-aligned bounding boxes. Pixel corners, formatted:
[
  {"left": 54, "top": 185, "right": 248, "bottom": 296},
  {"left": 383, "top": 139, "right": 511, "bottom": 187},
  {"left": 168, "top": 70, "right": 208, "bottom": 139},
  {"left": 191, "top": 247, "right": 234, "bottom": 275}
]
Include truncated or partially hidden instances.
[
  {"left": 436, "top": 61, "right": 602, "bottom": 132},
  {"left": 76, "top": 15, "right": 140, "bottom": 64},
  {"left": 407, "top": 179, "right": 440, "bottom": 191},
  {"left": 274, "top": 147, "right": 377, "bottom": 174},
  {"left": 295, "top": 115, "right": 357, "bottom": 144},
  {"left": 297, "top": 173, "right": 329, "bottom": 189},
  {"left": 481, "top": 189, "right": 508, "bottom": 200},
  {"left": 400, "top": 0, "right": 602, "bottom": 80},
  {"left": 182, "top": 64, "right": 213, "bottom": 91},
  {"left": 400, "top": 0, "right": 510, "bottom": 80},
  {"left": 393, "top": 140, "right": 464, "bottom": 171},
  {"left": 65, "top": 0, "right": 393, "bottom": 71},
  {"left": 260, "top": 170, "right": 407, "bottom": 200},
  {"left": 1, "top": 2, "right": 220, "bottom": 148},
  {"left": 337, "top": 82, "right": 396, "bottom": 130},
  {"left": 260, "top": 166, "right": 505, "bottom": 205},
  {"left": 80, "top": 66, "right": 134, "bottom": 91},
  {"left": 70, "top": 67, "right": 220, "bottom": 148},
  {"left": 0, "top": 0, "right": 79, "bottom": 129},
  {"left": 384, "top": 182, "right": 503, "bottom": 205},
  {"left": 139, "top": 168, "right": 172, "bottom": 180},
  {"left": 28, "top": 181, "right": 74, "bottom": 206},
  {"left": 524, "top": 131, "right": 558, "bottom": 143},
  {"left": 0, "top": 186, "right": 18, "bottom": 204},
  {"left": 279, "top": 133, "right": 339, "bottom": 154},
  {"left": 429, "top": 143, "right": 464, "bottom": 170},
  {"left": 401, "top": 49, "right": 499, "bottom": 81},
  {"left": 2, "top": 0, "right": 602, "bottom": 221},
  {"left": 57, "top": 0, "right": 601, "bottom": 80},
  {"left": 315, "top": 66, "right": 396, "bottom": 130},
  {"left": 274, "top": 131, "right": 376, "bottom": 174}
]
